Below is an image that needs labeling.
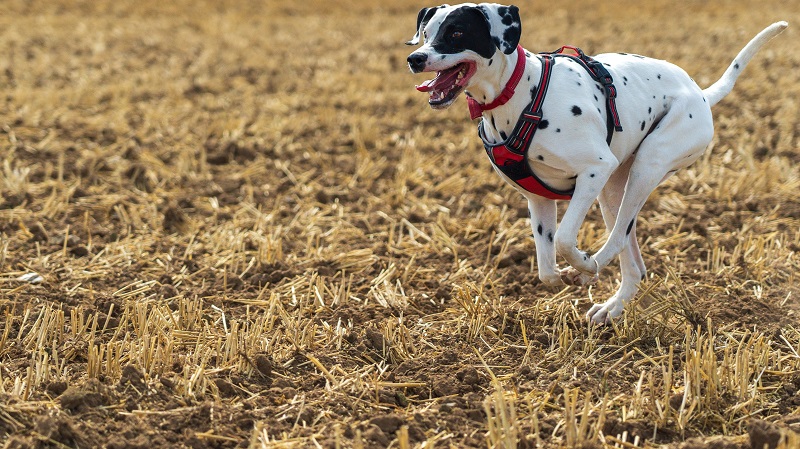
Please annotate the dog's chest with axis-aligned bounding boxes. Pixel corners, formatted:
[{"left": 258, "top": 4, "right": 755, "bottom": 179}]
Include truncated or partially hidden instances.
[{"left": 482, "top": 57, "right": 610, "bottom": 188}]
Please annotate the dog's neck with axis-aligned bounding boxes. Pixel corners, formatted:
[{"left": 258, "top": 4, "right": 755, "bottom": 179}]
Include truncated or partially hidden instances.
[
  {"left": 465, "top": 50, "right": 519, "bottom": 111},
  {"left": 467, "top": 49, "right": 541, "bottom": 143}
]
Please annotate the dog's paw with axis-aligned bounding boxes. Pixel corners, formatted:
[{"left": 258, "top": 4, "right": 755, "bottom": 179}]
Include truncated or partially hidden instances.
[
  {"left": 539, "top": 272, "right": 563, "bottom": 287},
  {"left": 585, "top": 299, "right": 624, "bottom": 325},
  {"left": 559, "top": 266, "right": 598, "bottom": 286}
]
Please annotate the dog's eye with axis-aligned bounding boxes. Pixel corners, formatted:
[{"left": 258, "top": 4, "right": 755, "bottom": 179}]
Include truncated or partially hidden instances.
[{"left": 451, "top": 31, "right": 463, "bottom": 39}]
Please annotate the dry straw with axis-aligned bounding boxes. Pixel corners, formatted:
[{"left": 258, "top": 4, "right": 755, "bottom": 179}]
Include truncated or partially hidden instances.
[{"left": 1, "top": 0, "right": 799, "bottom": 447}]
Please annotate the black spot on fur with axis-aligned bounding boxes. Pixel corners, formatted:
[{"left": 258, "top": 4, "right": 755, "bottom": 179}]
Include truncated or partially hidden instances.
[
  {"left": 537, "top": 224, "right": 543, "bottom": 235},
  {"left": 491, "top": 115, "right": 496, "bottom": 129},
  {"left": 527, "top": 75, "right": 530, "bottom": 81},
  {"left": 537, "top": 155, "right": 544, "bottom": 161},
  {"left": 648, "top": 107, "right": 652, "bottom": 114},
  {"left": 594, "top": 94, "right": 598, "bottom": 101},
  {"left": 556, "top": 128, "right": 561, "bottom": 133},
  {"left": 657, "top": 74, "right": 661, "bottom": 79},
  {"left": 429, "top": 6, "right": 496, "bottom": 59},
  {"left": 502, "top": 27, "right": 520, "bottom": 52},
  {"left": 734, "top": 62, "right": 740, "bottom": 70},
  {"left": 626, "top": 219, "right": 635, "bottom": 236},
  {"left": 689, "top": 113, "right": 693, "bottom": 119},
  {"left": 441, "top": 55, "right": 447, "bottom": 60},
  {"left": 589, "top": 173, "right": 595, "bottom": 178},
  {"left": 640, "top": 121, "right": 645, "bottom": 131},
  {"left": 597, "top": 107, "right": 602, "bottom": 115},
  {"left": 412, "top": 7, "right": 440, "bottom": 44},
  {"left": 547, "top": 232, "right": 553, "bottom": 243},
  {"left": 577, "top": 82, "right": 581, "bottom": 86},
  {"left": 571, "top": 105, "right": 582, "bottom": 116},
  {"left": 489, "top": 58, "right": 493, "bottom": 66},
  {"left": 538, "top": 119, "right": 549, "bottom": 129}
]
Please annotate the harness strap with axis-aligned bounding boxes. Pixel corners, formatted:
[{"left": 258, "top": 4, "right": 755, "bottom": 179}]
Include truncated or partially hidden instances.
[
  {"left": 481, "top": 55, "right": 574, "bottom": 201},
  {"left": 476, "top": 46, "right": 624, "bottom": 201},
  {"left": 548, "top": 46, "right": 623, "bottom": 144}
]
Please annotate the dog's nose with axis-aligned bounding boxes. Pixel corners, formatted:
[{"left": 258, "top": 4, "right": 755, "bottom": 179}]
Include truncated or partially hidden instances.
[{"left": 407, "top": 52, "right": 428, "bottom": 73}]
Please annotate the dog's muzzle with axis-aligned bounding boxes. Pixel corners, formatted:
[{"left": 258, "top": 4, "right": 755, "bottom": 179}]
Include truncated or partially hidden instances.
[{"left": 407, "top": 52, "right": 428, "bottom": 73}]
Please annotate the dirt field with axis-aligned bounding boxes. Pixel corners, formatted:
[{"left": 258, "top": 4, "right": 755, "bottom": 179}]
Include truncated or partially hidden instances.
[{"left": 1, "top": 0, "right": 799, "bottom": 447}]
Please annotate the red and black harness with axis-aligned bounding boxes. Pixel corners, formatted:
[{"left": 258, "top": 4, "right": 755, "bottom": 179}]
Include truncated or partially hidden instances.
[{"left": 471, "top": 45, "right": 623, "bottom": 200}]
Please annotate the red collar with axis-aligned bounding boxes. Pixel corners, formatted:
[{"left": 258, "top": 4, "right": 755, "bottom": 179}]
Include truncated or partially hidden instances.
[{"left": 467, "top": 45, "right": 527, "bottom": 120}]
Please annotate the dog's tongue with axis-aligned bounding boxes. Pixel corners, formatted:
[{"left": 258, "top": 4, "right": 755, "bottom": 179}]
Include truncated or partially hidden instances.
[
  {"left": 416, "top": 65, "right": 462, "bottom": 93},
  {"left": 415, "top": 79, "right": 435, "bottom": 92}
]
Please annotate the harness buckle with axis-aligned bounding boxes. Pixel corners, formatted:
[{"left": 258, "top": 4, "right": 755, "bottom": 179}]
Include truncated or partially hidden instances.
[{"left": 521, "top": 112, "right": 541, "bottom": 123}]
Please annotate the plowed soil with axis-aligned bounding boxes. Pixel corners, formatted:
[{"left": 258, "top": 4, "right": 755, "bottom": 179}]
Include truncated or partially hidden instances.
[{"left": 1, "top": 0, "right": 799, "bottom": 448}]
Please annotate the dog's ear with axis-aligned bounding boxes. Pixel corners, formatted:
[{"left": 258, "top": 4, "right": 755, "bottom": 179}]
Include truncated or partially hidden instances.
[
  {"left": 477, "top": 3, "right": 521, "bottom": 54},
  {"left": 406, "top": 5, "right": 446, "bottom": 45}
]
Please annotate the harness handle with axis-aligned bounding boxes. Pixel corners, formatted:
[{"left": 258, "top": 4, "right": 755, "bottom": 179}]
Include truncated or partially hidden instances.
[{"left": 553, "top": 45, "right": 585, "bottom": 58}]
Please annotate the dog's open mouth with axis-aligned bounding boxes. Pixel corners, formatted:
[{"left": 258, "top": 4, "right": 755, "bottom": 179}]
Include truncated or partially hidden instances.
[{"left": 415, "top": 62, "right": 476, "bottom": 108}]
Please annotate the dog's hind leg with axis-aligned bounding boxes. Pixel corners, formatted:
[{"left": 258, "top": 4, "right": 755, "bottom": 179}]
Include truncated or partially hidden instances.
[
  {"left": 584, "top": 156, "right": 647, "bottom": 322},
  {"left": 599, "top": 156, "right": 646, "bottom": 280},
  {"left": 587, "top": 95, "right": 714, "bottom": 324}
]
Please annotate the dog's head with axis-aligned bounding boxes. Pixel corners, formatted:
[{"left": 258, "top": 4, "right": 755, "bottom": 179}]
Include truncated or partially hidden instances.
[{"left": 406, "top": 3, "right": 521, "bottom": 109}]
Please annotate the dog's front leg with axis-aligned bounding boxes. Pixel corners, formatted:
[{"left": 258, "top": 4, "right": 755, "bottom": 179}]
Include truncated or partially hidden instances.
[
  {"left": 526, "top": 194, "right": 561, "bottom": 286},
  {"left": 555, "top": 156, "right": 619, "bottom": 282}
]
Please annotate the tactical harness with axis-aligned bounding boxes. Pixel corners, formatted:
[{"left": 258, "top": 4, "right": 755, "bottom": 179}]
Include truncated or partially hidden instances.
[{"left": 470, "top": 45, "right": 623, "bottom": 201}]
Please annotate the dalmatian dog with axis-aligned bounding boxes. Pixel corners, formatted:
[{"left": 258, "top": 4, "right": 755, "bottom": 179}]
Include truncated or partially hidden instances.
[{"left": 406, "top": 3, "right": 787, "bottom": 324}]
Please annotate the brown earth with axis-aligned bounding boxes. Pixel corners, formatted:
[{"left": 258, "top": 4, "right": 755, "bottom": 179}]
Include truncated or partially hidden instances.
[{"left": 1, "top": 0, "right": 799, "bottom": 448}]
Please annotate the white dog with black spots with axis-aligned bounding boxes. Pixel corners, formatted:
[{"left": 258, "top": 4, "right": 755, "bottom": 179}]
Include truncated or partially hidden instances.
[{"left": 406, "top": 3, "right": 787, "bottom": 324}]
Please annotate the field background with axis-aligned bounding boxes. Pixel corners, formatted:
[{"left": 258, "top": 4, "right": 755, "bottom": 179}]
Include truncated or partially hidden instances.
[{"left": 1, "top": 0, "right": 799, "bottom": 448}]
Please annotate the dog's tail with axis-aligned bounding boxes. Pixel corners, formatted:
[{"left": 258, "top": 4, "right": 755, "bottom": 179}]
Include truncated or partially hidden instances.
[{"left": 703, "top": 21, "right": 788, "bottom": 107}]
